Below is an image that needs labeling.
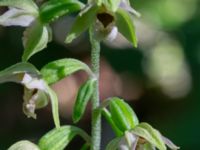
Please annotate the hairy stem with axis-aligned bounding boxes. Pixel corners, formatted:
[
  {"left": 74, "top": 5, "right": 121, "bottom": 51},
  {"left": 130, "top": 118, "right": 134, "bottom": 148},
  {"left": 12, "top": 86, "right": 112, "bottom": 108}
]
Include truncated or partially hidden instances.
[{"left": 89, "top": 25, "right": 101, "bottom": 150}]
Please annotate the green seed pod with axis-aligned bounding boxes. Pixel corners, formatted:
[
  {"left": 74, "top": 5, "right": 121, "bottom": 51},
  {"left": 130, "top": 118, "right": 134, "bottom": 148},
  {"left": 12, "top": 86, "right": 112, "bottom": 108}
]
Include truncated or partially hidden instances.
[
  {"left": 109, "top": 97, "right": 139, "bottom": 132},
  {"left": 73, "top": 79, "right": 96, "bottom": 123}
]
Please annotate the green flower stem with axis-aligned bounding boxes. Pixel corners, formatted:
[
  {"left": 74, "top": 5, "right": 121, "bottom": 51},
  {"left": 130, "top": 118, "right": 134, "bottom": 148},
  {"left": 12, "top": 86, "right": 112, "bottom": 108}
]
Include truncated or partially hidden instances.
[{"left": 89, "top": 25, "right": 101, "bottom": 150}]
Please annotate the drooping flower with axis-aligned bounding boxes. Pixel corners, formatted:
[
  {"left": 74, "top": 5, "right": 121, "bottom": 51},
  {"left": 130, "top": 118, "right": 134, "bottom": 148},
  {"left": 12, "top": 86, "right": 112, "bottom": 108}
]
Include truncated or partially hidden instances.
[
  {"left": 100, "top": 98, "right": 179, "bottom": 150},
  {"left": 0, "top": 0, "right": 48, "bottom": 61},
  {"left": 0, "top": 62, "right": 60, "bottom": 128},
  {"left": 106, "top": 123, "right": 179, "bottom": 150},
  {"left": 0, "top": 0, "right": 84, "bottom": 61},
  {"left": 66, "top": 0, "right": 140, "bottom": 47}
]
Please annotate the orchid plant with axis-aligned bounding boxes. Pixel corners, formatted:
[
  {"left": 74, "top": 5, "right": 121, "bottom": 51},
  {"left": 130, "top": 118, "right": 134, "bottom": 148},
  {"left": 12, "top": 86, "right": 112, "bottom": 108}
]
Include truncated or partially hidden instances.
[{"left": 0, "top": 0, "right": 179, "bottom": 150}]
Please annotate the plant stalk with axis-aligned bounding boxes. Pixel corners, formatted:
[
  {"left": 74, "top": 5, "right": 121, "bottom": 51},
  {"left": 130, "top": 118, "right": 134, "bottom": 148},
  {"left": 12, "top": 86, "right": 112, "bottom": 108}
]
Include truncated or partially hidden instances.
[{"left": 89, "top": 25, "right": 101, "bottom": 150}]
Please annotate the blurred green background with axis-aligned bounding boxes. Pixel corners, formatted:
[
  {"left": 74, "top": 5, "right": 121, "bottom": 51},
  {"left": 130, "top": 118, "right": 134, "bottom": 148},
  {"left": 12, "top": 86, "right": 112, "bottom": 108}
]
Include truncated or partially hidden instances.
[{"left": 0, "top": 0, "right": 200, "bottom": 149}]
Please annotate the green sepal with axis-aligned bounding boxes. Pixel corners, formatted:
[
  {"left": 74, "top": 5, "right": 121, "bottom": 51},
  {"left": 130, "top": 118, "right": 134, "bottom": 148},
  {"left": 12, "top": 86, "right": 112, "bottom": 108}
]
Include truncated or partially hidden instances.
[
  {"left": 0, "top": 62, "right": 39, "bottom": 84},
  {"left": 131, "top": 123, "right": 167, "bottom": 150},
  {"left": 115, "top": 8, "right": 137, "bottom": 47},
  {"left": 41, "top": 58, "right": 93, "bottom": 84},
  {"left": 65, "top": 4, "right": 98, "bottom": 43},
  {"left": 109, "top": 97, "right": 139, "bottom": 132},
  {"left": 73, "top": 79, "right": 96, "bottom": 123},
  {"left": 102, "top": 0, "right": 121, "bottom": 12},
  {"left": 162, "top": 136, "right": 180, "bottom": 150},
  {"left": 22, "top": 21, "right": 49, "bottom": 61},
  {"left": 105, "top": 137, "right": 121, "bottom": 150},
  {"left": 8, "top": 140, "right": 39, "bottom": 150},
  {"left": 0, "top": 0, "right": 38, "bottom": 15},
  {"left": 38, "top": 125, "right": 91, "bottom": 150},
  {"left": 96, "top": 0, "right": 103, "bottom": 6},
  {"left": 47, "top": 86, "right": 61, "bottom": 129},
  {"left": 39, "top": 0, "right": 84, "bottom": 23}
]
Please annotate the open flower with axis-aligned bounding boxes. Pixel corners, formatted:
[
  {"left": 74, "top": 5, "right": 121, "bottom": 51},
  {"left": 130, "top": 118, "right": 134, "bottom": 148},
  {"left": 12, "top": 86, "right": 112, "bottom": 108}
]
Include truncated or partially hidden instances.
[
  {"left": 0, "top": 0, "right": 84, "bottom": 61},
  {"left": 106, "top": 123, "right": 179, "bottom": 150},
  {"left": 0, "top": 0, "right": 48, "bottom": 61},
  {"left": 66, "top": 0, "right": 140, "bottom": 46},
  {"left": 21, "top": 73, "right": 49, "bottom": 119},
  {"left": 100, "top": 98, "right": 179, "bottom": 150},
  {"left": 0, "top": 62, "right": 60, "bottom": 128}
]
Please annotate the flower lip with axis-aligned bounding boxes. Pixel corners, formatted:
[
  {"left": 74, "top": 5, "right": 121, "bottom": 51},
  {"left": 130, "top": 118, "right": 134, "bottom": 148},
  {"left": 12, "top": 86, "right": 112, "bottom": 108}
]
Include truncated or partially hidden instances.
[{"left": 96, "top": 12, "right": 114, "bottom": 28}]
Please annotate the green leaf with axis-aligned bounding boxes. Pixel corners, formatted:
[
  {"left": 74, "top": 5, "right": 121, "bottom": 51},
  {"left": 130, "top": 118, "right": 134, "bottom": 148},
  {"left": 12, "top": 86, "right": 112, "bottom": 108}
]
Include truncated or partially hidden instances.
[
  {"left": 102, "top": 0, "right": 121, "bottom": 12},
  {"left": 8, "top": 140, "right": 39, "bottom": 150},
  {"left": 131, "top": 123, "right": 167, "bottom": 150},
  {"left": 73, "top": 79, "right": 96, "bottom": 123},
  {"left": 40, "top": 0, "right": 84, "bottom": 23},
  {"left": 115, "top": 8, "right": 137, "bottom": 47},
  {"left": 41, "top": 58, "right": 93, "bottom": 84},
  {"left": 65, "top": 4, "right": 98, "bottom": 43},
  {"left": 106, "top": 137, "right": 121, "bottom": 150},
  {"left": 38, "top": 125, "right": 91, "bottom": 150},
  {"left": 0, "top": 0, "right": 38, "bottom": 15},
  {"left": 22, "top": 21, "right": 49, "bottom": 61},
  {"left": 109, "top": 97, "right": 139, "bottom": 132}
]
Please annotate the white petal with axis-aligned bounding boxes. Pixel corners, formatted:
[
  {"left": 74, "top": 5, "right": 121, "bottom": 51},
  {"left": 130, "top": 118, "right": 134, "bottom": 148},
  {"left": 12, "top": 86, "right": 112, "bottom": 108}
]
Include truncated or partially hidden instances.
[
  {"left": 0, "top": 8, "right": 34, "bottom": 27},
  {"left": 119, "top": 1, "right": 141, "bottom": 17},
  {"left": 106, "top": 26, "right": 118, "bottom": 42},
  {"left": 119, "top": 132, "right": 139, "bottom": 150},
  {"left": 22, "top": 73, "right": 47, "bottom": 91}
]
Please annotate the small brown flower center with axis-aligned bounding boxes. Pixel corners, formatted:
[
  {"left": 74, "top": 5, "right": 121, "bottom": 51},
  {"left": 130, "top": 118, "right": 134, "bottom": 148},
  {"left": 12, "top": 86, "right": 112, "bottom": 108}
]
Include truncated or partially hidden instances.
[
  {"left": 97, "top": 12, "right": 114, "bottom": 28},
  {"left": 32, "top": 89, "right": 38, "bottom": 95},
  {"left": 0, "top": 7, "right": 9, "bottom": 15}
]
